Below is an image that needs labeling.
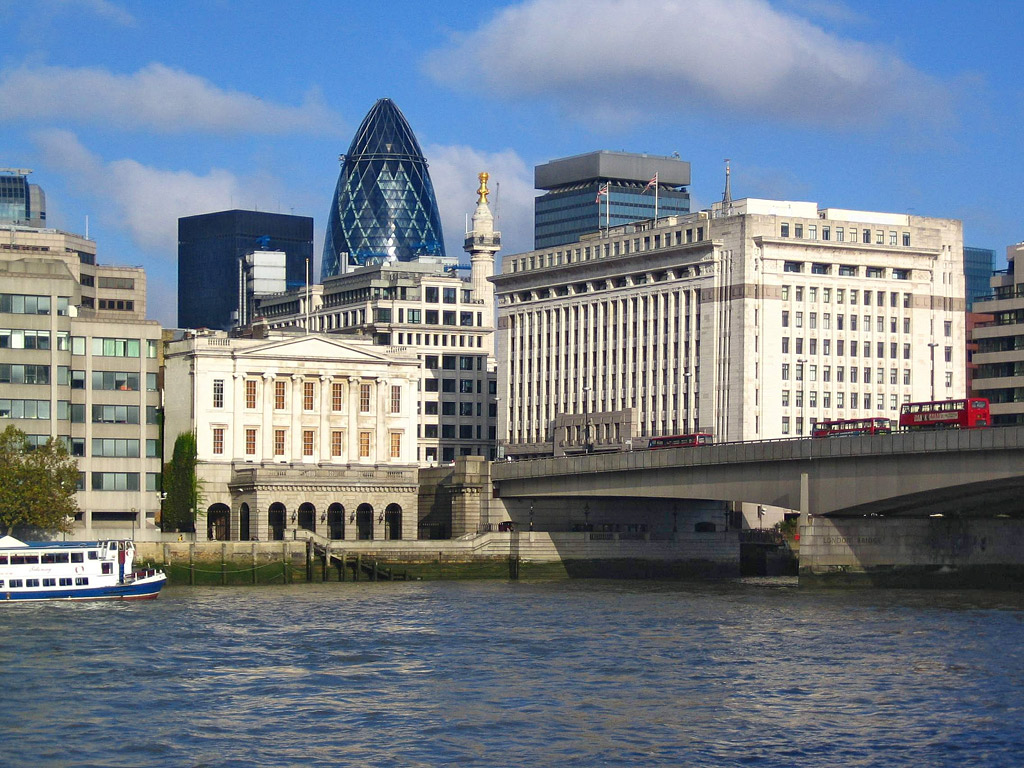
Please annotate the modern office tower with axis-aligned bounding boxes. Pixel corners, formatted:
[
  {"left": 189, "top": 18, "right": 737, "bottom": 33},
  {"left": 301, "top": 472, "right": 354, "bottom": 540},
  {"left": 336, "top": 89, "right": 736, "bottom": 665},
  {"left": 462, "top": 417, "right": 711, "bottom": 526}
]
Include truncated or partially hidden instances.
[
  {"left": 493, "top": 199, "right": 966, "bottom": 458},
  {"left": 322, "top": 98, "right": 447, "bottom": 279},
  {"left": 177, "top": 210, "right": 313, "bottom": 331},
  {"left": 534, "top": 150, "right": 691, "bottom": 250},
  {"left": 163, "top": 329, "right": 421, "bottom": 541},
  {"left": 971, "top": 242, "right": 1024, "bottom": 425},
  {"left": 0, "top": 168, "right": 46, "bottom": 228},
  {"left": 963, "top": 246, "right": 995, "bottom": 310},
  {"left": 260, "top": 175, "right": 499, "bottom": 465},
  {"left": 1, "top": 224, "right": 162, "bottom": 536}
]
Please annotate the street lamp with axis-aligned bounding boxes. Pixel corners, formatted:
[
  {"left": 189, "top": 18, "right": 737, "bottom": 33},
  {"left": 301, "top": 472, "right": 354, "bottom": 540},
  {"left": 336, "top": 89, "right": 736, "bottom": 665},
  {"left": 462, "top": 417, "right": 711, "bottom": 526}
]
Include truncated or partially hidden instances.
[
  {"left": 797, "top": 358, "right": 807, "bottom": 435},
  {"left": 683, "top": 372, "right": 692, "bottom": 434},
  {"left": 529, "top": 500, "right": 534, "bottom": 532},
  {"left": 582, "top": 386, "right": 593, "bottom": 453},
  {"left": 928, "top": 342, "right": 938, "bottom": 401}
]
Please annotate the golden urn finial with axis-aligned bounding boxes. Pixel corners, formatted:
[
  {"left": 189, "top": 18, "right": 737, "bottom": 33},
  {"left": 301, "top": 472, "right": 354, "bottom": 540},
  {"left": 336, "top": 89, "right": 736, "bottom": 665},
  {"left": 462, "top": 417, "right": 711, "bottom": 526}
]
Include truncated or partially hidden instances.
[{"left": 477, "top": 172, "right": 490, "bottom": 204}]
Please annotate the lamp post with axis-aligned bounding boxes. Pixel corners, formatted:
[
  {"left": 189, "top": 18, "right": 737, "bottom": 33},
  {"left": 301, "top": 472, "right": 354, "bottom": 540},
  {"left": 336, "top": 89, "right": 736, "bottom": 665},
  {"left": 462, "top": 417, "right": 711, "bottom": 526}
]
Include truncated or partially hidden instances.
[
  {"left": 797, "top": 358, "right": 807, "bottom": 435},
  {"left": 131, "top": 507, "right": 136, "bottom": 541},
  {"left": 582, "top": 386, "right": 593, "bottom": 453},
  {"left": 583, "top": 502, "right": 590, "bottom": 531},
  {"left": 529, "top": 500, "right": 534, "bottom": 532},
  {"left": 928, "top": 342, "right": 938, "bottom": 401},
  {"left": 683, "top": 372, "right": 692, "bottom": 434}
]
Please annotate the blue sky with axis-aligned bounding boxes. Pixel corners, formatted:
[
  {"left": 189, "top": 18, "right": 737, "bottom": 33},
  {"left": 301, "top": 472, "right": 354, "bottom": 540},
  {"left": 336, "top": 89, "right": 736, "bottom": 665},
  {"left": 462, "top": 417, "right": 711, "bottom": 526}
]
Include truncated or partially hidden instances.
[{"left": 2, "top": 0, "right": 1022, "bottom": 326}]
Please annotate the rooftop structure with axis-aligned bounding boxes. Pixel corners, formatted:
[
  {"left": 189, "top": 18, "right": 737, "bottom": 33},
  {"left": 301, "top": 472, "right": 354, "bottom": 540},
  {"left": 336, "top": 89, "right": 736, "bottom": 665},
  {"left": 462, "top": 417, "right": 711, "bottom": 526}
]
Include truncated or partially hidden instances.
[{"left": 0, "top": 168, "right": 46, "bottom": 228}]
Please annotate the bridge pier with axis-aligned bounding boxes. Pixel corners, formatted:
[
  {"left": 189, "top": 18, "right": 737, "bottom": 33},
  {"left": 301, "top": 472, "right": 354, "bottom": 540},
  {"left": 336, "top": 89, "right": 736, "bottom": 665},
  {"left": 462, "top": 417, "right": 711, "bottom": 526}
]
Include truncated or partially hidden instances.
[{"left": 800, "top": 516, "right": 1024, "bottom": 589}]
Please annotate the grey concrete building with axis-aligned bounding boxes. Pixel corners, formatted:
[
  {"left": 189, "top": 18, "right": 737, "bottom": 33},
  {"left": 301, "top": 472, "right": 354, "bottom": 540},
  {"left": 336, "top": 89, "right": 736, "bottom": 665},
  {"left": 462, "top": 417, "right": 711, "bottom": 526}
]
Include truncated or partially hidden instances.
[
  {"left": 971, "top": 242, "right": 1024, "bottom": 425},
  {"left": 1, "top": 225, "right": 162, "bottom": 537},
  {"left": 493, "top": 198, "right": 966, "bottom": 458}
]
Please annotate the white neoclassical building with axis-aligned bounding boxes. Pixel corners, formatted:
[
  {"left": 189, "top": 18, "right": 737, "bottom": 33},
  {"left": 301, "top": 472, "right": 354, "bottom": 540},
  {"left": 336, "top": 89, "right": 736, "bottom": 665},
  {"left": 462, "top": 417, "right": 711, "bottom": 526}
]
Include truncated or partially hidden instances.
[
  {"left": 163, "top": 330, "right": 421, "bottom": 541},
  {"left": 493, "top": 198, "right": 966, "bottom": 457}
]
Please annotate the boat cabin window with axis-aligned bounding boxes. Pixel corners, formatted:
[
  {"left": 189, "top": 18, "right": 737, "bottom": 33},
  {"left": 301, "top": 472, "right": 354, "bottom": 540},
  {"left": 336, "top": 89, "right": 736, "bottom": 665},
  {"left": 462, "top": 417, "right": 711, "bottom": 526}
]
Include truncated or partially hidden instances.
[
  {"left": 59, "top": 578, "right": 72, "bottom": 586},
  {"left": 0, "top": 556, "right": 7, "bottom": 564},
  {"left": 0, "top": 580, "right": 4, "bottom": 587},
  {"left": 75, "top": 577, "right": 89, "bottom": 586},
  {"left": 25, "top": 579, "right": 39, "bottom": 587},
  {"left": 9, "top": 579, "right": 22, "bottom": 588},
  {"left": 88, "top": 551, "right": 99, "bottom": 560},
  {"left": 71, "top": 552, "right": 84, "bottom": 563},
  {"left": 41, "top": 553, "right": 70, "bottom": 564},
  {"left": 102, "top": 563, "right": 113, "bottom": 575},
  {"left": 11, "top": 555, "right": 39, "bottom": 564},
  {"left": 43, "top": 578, "right": 56, "bottom": 587}
]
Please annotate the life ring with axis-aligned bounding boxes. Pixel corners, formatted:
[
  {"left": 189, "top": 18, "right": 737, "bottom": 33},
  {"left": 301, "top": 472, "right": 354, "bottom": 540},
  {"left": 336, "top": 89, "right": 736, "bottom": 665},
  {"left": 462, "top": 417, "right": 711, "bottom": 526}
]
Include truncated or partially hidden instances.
[{"left": 75, "top": 566, "right": 84, "bottom": 574}]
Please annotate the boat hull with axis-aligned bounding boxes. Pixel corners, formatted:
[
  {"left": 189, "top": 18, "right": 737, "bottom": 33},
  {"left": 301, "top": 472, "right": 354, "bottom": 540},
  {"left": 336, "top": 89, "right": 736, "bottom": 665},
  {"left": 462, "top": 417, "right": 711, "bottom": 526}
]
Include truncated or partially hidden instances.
[{"left": 1, "top": 573, "right": 167, "bottom": 602}]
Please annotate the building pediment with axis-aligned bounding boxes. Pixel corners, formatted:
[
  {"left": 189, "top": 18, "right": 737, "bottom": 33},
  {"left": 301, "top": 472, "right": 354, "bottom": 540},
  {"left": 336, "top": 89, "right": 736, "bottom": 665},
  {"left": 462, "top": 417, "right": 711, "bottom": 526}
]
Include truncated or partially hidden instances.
[{"left": 241, "top": 335, "right": 413, "bottom": 365}]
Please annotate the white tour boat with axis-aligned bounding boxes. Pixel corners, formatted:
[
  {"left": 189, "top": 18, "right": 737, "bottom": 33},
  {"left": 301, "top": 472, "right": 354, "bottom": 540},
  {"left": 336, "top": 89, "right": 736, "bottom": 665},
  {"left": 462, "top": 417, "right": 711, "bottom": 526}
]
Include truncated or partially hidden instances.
[{"left": 0, "top": 535, "right": 167, "bottom": 601}]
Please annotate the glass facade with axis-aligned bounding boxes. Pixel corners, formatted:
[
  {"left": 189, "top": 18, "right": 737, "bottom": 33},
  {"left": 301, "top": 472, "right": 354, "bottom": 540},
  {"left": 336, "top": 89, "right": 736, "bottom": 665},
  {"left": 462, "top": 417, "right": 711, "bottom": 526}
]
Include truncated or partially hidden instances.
[
  {"left": 535, "top": 182, "right": 690, "bottom": 250},
  {"left": 0, "top": 172, "right": 45, "bottom": 227},
  {"left": 322, "top": 99, "right": 445, "bottom": 278},
  {"left": 963, "top": 246, "right": 995, "bottom": 310},
  {"left": 177, "top": 210, "right": 313, "bottom": 330}
]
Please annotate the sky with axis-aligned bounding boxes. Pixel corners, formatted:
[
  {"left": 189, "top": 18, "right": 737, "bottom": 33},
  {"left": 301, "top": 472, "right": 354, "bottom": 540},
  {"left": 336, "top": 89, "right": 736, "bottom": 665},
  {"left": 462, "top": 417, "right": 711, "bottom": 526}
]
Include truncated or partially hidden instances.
[{"left": 2, "top": 0, "right": 1022, "bottom": 327}]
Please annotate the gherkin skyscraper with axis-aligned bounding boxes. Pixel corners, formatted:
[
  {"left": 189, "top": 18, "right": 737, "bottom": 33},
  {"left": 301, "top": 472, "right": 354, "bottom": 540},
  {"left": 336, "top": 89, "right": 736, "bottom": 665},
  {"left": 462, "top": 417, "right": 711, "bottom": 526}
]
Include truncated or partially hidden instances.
[{"left": 321, "top": 98, "right": 446, "bottom": 278}]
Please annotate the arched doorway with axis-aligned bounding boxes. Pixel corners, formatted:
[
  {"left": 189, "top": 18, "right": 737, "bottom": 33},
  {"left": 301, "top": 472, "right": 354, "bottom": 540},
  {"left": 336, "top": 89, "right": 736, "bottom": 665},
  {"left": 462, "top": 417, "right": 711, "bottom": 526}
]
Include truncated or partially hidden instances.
[
  {"left": 385, "top": 503, "right": 403, "bottom": 540},
  {"left": 240, "top": 503, "right": 251, "bottom": 541},
  {"left": 269, "top": 502, "right": 286, "bottom": 541},
  {"left": 298, "top": 502, "right": 316, "bottom": 533},
  {"left": 208, "top": 503, "right": 230, "bottom": 541},
  {"left": 327, "top": 503, "right": 345, "bottom": 540},
  {"left": 356, "top": 503, "right": 374, "bottom": 540}
]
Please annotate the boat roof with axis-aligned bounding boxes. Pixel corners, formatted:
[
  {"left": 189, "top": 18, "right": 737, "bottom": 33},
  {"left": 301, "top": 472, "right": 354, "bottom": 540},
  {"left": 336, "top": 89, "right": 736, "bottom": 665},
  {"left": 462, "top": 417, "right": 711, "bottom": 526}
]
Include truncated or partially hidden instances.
[{"left": 0, "top": 536, "right": 119, "bottom": 549}]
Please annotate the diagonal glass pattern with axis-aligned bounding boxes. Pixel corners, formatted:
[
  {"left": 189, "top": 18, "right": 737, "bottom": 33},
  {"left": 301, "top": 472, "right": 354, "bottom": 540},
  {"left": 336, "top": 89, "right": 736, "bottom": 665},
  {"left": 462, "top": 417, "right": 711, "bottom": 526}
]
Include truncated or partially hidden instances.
[{"left": 322, "top": 99, "right": 446, "bottom": 278}]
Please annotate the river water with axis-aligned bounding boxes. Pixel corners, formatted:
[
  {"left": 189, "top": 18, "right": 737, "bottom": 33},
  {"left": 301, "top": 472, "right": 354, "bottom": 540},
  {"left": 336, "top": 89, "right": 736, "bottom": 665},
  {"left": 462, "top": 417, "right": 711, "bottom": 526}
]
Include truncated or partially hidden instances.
[{"left": 2, "top": 578, "right": 1022, "bottom": 767}]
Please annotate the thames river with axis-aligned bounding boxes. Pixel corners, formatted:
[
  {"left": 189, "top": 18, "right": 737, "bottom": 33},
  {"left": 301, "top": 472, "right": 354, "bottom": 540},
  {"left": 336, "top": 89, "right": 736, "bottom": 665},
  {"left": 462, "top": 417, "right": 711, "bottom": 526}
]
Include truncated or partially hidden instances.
[{"left": 2, "top": 579, "right": 1022, "bottom": 767}]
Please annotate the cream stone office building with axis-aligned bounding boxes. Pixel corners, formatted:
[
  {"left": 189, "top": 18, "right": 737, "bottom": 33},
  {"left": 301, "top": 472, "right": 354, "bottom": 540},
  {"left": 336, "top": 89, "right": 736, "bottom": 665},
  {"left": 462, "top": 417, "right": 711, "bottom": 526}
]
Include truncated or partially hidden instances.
[
  {"left": 163, "top": 331, "right": 421, "bottom": 541},
  {"left": 493, "top": 198, "right": 966, "bottom": 457}
]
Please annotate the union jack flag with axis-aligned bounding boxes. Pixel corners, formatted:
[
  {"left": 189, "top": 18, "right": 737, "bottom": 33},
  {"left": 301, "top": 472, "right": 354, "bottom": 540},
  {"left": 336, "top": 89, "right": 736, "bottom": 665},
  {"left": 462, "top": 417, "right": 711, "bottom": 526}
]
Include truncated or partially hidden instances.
[{"left": 595, "top": 183, "right": 609, "bottom": 204}]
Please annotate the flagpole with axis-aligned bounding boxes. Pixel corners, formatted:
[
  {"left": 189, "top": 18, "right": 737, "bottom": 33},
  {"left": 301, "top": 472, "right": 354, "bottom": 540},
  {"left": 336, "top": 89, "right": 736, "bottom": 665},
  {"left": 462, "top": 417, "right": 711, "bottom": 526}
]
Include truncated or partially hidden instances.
[
  {"left": 654, "top": 172, "right": 659, "bottom": 223},
  {"left": 605, "top": 185, "right": 610, "bottom": 232}
]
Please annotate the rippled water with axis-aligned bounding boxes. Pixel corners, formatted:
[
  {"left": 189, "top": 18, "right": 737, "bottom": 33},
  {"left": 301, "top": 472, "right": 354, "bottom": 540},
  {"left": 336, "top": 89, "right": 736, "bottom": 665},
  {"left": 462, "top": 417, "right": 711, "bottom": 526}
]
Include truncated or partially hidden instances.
[{"left": 2, "top": 579, "right": 1023, "bottom": 767}]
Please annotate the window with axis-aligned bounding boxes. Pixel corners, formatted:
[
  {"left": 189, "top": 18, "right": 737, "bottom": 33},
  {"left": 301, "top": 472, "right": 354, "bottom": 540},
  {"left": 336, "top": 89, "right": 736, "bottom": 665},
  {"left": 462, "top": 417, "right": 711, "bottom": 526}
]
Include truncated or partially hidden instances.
[
  {"left": 359, "top": 431, "right": 372, "bottom": 458},
  {"left": 91, "top": 472, "right": 140, "bottom": 491},
  {"left": 424, "top": 355, "right": 439, "bottom": 369},
  {"left": 91, "top": 438, "right": 140, "bottom": 458},
  {"left": 443, "top": 287, "right": 457, "bottom": 304},
  {"left": 782, "top": 338, "right": 789, "bottom": 354},
  {"left": 780, "top": 223, "right": 790, "bottom": 237},
  {"left": 391, "top": 385, "right": 402, "bottom": 414},
  {"left": 245, "top": 428, "right": 256, "bottom": 455},
  {"left": 795, "top": 224, "right": 804, "bottom": 238},
  {"left": 245, "top": 380, "right": 257, "bottom": 409},
  {"left": 332, "top": 382, "right": 343, "bottom": 411},
  {"left": 213, "top": 428, "right": 224, "bottom": 455},
  {"left": 784, "top": 261, "right": 802, "bottom": 273},
  {"left": 945, "top": 371, "right": 953, "bottom": 388},
  {"left": 91, "top": 404, "right": 139, "bottom": 424},
  {"left": 360, "top": 383, "right": 371, "bottom": 412},
  {"left": 302, "top": 430, "right": 314, "bottom": 457},
  {"left": 782, "top": 416, "right": 790, "bottom": 434},
  {"left": 390, "top": 432, "right": 402, "bottom": 459},
  {"left": 275, "top": 381, "right": 286, "bottom": 410},
  {"left": 782, "top": 363, "right": 790, "bottom": 380},
  {"left": 782, "top": 390, "right": 790, "bottom": 407},
  {"left": 425, "top": 287, "right": 439, "bottom": 303},
  {"left": 944, "top": 321, "right": 952, "bottom": 337},
  {"left": 303, "top": 381, "right": 315, "bottom": 411},
  {"left": 213, "top": 379, "right": 224, "bottom": 408},
  {"left": 91, "top": 337, "right": 140, "bottom": 357},
  {"left": 331, "top": 431, "right": 343, "bottom": 457},
  {"left": 274, "top": 429, "right": 285, "bottom": 456},
  {"left": 782, "top": 311, "right": 790, "bottom": 328}
]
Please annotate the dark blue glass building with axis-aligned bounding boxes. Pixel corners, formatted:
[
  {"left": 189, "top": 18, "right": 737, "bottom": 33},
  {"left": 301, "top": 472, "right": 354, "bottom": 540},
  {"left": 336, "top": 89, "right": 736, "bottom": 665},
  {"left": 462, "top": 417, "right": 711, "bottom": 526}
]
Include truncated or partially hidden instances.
[
  {"left": 963, "top": 246, "right": 995, "bottom": 310},
  {"left": 322, "top": 98, "right": 446, "bottom": 278},
  {"left": 178, "top": 210, "right": 313, "bottom": 330}
]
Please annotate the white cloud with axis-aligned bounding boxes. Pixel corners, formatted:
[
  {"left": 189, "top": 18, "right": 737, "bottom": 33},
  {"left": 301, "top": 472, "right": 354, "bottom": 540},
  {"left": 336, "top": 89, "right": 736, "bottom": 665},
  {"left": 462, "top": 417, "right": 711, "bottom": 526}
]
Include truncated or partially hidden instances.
[
  {"left": 55, "top": 0, "right": 136, "bottom": 26},
  {"left": 425, "top": 144, "right": 536, "bottom": 261},
  {"left": 1, "top": 63, "right": 340, "bottom": 134},
  {"left": 425, "top": 0, "right": 949, "bottom": 129},
  {"left": 34, "top": 129, "right": 276, "bottom": 253}
]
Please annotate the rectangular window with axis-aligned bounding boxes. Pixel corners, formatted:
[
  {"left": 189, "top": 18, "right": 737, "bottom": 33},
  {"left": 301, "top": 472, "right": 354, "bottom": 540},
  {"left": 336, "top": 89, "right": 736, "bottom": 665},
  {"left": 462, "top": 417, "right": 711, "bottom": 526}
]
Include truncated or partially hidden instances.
[
  {"left": 332, "top": 382, "right": 343, "bottom": 411},
  {"left": 245, "top": 428, "right": 256, "bottom": 455},
  {"left": 360, "top": 383, "right": 371, "bottom": 412},
  {"left": 359, "top": 431, "right": 371, "bottom": 458},
  {"left": 302, "top": 430, "right": 314, "bottom": 457},
  {"left": 331, "top": 430, "right": 343, "bottom": 457},
  {"left": 274, "top": 429, "right": 285, "bottom": 456},
  {"left": 390, "top": 432, "right": 402, "bottom": 459},
  {"left": 275, "top": 381, "right": 286, "bottom": 410},
  {"left": 245, "top": 380, "right": 257, "bottom": 409},
  {"left": 303, "top": 381, "right": 314, "bottom": 411},
  {"left": 213, "top": 379, "right": 224, "bottom": 408},
  {"left": 390, "top": 384, "right": 402, "bottom": 414},
  {"left": 213, "top": 428, "right": 224, "bottom": 455}
]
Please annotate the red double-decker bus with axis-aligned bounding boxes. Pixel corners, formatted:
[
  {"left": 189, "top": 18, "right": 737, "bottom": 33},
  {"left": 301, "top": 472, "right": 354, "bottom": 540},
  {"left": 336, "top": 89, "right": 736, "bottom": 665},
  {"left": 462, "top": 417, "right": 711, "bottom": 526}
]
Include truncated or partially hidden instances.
[
  {"left": 898, "top": 398, "right": 990, "bottom": 430},
  {"left": 647, "top": 433, "right": 714, "bottom": 449},
  {"left": 811, "top": 417, "right": 894, "bottom": 438}
]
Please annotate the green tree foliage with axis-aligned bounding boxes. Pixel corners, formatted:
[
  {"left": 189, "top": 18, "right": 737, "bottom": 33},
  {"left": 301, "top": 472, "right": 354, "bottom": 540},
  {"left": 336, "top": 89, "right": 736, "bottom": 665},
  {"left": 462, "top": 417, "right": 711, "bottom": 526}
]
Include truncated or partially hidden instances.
[
  {"left": 162, "top": 431, "right": 200, "bottom": 533},
  {"left": 0, "top": 426, "right": 79, "bottom": 537}
]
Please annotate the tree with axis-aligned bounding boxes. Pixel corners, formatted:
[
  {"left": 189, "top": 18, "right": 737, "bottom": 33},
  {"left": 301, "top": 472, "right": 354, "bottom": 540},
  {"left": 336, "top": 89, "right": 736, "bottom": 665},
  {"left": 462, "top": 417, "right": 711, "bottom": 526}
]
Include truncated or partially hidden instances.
[
  {"left": 0, "top": 426, "right": 79, "bottom": 538},
  {"left": 162, "top": 431, "right": 200, "bottom": 533}
]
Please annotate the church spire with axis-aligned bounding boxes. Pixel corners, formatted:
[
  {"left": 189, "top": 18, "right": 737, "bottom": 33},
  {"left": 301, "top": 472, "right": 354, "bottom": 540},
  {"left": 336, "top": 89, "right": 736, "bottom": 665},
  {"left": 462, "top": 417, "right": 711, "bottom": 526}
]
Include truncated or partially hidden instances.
[{"left": 722, "top": 159, "right": 732, "bottom": 209}]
